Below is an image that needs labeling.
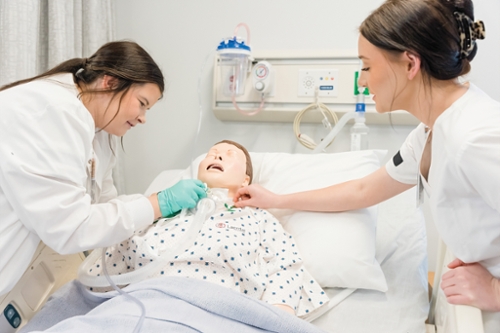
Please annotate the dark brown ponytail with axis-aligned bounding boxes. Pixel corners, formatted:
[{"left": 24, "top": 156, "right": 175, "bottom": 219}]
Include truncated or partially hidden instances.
[
  {"left": 0, "top": 40, "right": 165, "bottom": 95},
  {"left": 359, "top": 0, "right": 483, "bottom": 80}
]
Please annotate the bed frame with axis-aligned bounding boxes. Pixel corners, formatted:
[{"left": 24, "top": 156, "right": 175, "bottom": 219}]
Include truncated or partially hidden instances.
[
  {"left": 426, "top": 239, "right": 484, "bottom": 333},
  {"left": 0, "top": 236, "right": 485, "bottom": 332},
  {"left": 0, "top": 243, "right": 84, "bottom": 332}
]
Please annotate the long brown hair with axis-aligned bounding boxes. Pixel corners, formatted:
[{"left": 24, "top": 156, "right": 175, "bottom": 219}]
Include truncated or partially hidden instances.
[
  {"left": 0, "top": 40, "right": 165, "bottom": 131},
  {"left": 359, "top": 0, "right": 478, "bottom": 81}
]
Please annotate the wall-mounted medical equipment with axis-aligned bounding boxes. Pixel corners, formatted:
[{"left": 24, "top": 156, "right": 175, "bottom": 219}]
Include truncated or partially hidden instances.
[
  {"left": 310, "top": 85, "right": 369, "bottom": 153},
  {"left": 252, "top": 61, "right": 274, "bottom": 95},
  {"left": 213, "top": 50, "right": 418, "bottom": 125},
  {"left": 350, "top": 106, "right": 369, "bottom": 151},
  {"left": 216, "top": 23, "right": 275, "bottom": 116},
  {"left": 350, "top": 83, "right": 369, "bottom": 151},
  {"left": 293, "top": 86, "right": 339, "bottom": 150},
  {"left": 295, "top": 71, "right": 372, "bottom": 152},
  {"left": 217, "top": 32, "right": 251, "bottom": 97}
]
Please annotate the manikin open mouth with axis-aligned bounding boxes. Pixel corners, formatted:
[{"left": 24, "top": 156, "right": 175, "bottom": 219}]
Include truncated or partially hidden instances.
[{"left": 207, "top": 163, "right": 224, "bottom": 172}]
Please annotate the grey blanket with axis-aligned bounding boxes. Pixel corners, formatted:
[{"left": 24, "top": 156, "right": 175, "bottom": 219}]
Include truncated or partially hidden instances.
[{"left": 20, "top": 276, "right": 326, "bottom": 333}]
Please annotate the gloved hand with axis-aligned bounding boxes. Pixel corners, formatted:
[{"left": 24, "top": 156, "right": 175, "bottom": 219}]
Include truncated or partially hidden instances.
[{"left": 157, "top": 179, "right": 207, "bottom": 217}]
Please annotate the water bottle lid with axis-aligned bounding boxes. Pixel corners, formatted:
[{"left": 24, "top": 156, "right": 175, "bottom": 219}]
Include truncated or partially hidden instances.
[{"left": 217, "top": 37, "right": 251, "bottom": 54}]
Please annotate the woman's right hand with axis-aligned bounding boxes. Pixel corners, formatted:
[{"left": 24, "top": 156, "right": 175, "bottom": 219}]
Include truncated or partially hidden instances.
[
  {"left": 441, "top": 258, "right": 500, "bottom": 312},
  {"left": 233, "top": 184, "right": 279, "bottom": 209},
  {"left": 157, "top": 179, "right": 207, "bottom": 217}
]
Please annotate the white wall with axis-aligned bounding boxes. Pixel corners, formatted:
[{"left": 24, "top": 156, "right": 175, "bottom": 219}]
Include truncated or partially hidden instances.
[{"left": 114, "top": 0, "right": 500, "bottom": 272}]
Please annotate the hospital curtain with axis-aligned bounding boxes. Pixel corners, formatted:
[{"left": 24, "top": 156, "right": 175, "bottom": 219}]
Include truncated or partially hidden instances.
[
  {"left": 0, "top": 0, "right": 127, "bottom": 194},
  {"left": 0, "top": 0, "right": 114, "bottom": 86}
]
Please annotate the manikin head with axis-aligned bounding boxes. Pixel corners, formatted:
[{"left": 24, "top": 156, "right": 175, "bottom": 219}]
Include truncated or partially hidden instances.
[{"left": 197, "top": 140, "right": 253, "bottom": 197}]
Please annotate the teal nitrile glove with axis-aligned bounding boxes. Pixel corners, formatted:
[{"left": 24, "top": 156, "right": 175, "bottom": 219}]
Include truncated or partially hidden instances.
[{"left": 157, "top": 179, "right": 207, "bottom": 217}]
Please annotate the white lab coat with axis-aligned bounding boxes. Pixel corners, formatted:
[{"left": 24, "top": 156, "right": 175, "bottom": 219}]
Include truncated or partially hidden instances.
[
  {"left": 0, "top": 74, "right": 154, "bottom": 297},
  {"left": 386, "top": 83, "right": 500, "bottom": 277}
]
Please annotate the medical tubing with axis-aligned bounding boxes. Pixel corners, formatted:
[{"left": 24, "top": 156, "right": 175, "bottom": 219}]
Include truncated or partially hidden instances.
[
  {"left": 229, "top": 23, "right": 265, "bottom": 117},
  {"left": 191, "top": 48, "right": 215, "bottom": 179},
  {"left": 101, "top": 247, "right": 145, "bottom": 333},
  {"left": 233, "top": 23, "right": 251, "bottom": 45},
  {"left": 293, "top": 101, "right": 339, "bottom": 150},
  {"left": 78, "top": 198, "right": 216, "bottom": 287},
  {"left": 231, "top": 93, "right": 266, "bottom": 116},
  {"left": 312, "top": 111, "right": 357, "bottom": 153}
]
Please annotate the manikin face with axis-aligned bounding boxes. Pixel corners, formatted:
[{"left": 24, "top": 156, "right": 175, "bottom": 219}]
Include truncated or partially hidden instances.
[
  {"left": 95, "top": 78, "right": 162, "bottom": 136},
  {"left": 357, "top": 35, "right": 411, "bottom": 113},
  {"left": 197, "top": 143, "right": 250, "bottom": 196}
]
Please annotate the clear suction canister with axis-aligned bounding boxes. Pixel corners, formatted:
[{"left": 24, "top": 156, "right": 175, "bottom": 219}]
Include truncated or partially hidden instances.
[{"left": 217, "top": 37, "right": 251, "bottom": 97}]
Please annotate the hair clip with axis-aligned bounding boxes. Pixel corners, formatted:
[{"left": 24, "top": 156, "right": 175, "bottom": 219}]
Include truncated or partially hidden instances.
[
  {"left": 471, "top": 21, "right": 485, "bottom": 40},
  {"left": 75, "top": 68, "right": 84, "bottom": 78},
  {"left": 453, "top": 11, "right": 485, "bottom": 59}
]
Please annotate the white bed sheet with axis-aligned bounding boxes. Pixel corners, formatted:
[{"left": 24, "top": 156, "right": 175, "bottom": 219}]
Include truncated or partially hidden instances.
[{"left": 311, "top": 187, "right": 429, "bottom": 333}]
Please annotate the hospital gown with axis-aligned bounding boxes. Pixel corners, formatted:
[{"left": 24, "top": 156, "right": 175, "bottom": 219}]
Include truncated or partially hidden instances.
[{"left": 86, "top": 193, "right": 329, "bottom": 317}]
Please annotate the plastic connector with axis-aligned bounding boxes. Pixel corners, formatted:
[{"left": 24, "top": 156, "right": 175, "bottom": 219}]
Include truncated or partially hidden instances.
[{"left": 321, "top": 117, "right": 332, "bottom": 130}]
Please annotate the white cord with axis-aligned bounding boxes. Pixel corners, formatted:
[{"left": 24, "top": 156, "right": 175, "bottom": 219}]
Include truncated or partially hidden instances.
[
  {"left": 191, "top": 48, "right": 215, "bottom": 178},
  {"left": 293, "top": 88, "right": 338, "bottom": 150}
]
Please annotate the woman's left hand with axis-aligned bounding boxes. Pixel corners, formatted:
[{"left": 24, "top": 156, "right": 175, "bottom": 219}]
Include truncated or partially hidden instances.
[{"left": 441, "top": 258, "right": 500, "bottom": 312}]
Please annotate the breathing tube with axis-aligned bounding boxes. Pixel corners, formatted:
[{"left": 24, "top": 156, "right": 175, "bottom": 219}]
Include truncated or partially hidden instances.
[
  {"left": 78, "top": 195, "right": 217, "bottom": 287},
  {"left": 77, "top": 195, "right": 216, "bottom": 333},
  {"left": 312, "top": 71, "right": 370, "bottom": 153}
]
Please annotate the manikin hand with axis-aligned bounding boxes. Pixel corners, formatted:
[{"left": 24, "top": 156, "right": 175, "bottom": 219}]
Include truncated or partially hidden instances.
[
  {"left": 233, "top": 184, "right": 278, "bottom": 209},
  {"left": 273, "top": 304, "right": 295, "bottom": 316},
  {"left": 441, "top": 258, "right": 500, "bottom": 312}
]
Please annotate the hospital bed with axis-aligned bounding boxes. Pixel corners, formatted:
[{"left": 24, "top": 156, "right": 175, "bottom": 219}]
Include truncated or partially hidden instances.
[
  {"left": 0, "top": 150, "right": 486, "bottom": 333},
  {"left": 0, "top": 246, "right": 84, "bottom": 332}
]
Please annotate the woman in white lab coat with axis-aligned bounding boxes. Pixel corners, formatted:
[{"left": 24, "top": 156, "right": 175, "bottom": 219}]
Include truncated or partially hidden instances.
[
  {"left": 234, "top": 0, "right": 500, "bottom": 327},
  {"left": 0, "top": 41, "right": 206, "bottom": 297}
]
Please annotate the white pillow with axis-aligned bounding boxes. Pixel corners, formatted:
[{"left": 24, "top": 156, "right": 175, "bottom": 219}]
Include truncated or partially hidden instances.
[
  {"left": 251, "top": 150, "right": 388, "bottom": 292},
  {"left": 145, "top": 150, "right": 388, "bottom": 292}
]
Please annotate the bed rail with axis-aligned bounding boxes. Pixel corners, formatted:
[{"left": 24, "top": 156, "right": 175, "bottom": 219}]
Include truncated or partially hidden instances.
[
  {"left": 427, "top": 239, "right": 484, "bottom": 333},
  {"left": 0, "top": 243, "right": 84, "bottom": 332}
]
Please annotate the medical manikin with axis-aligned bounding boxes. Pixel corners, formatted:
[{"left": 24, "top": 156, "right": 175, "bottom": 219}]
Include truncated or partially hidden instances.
[{"left": 78, "top": 140, "right": 329, "bottom": 317}]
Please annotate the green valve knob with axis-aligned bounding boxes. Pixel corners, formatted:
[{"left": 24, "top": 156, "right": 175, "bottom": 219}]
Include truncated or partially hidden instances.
[{"left": 354, "top": 71, "right": 370, "bottom": 95}]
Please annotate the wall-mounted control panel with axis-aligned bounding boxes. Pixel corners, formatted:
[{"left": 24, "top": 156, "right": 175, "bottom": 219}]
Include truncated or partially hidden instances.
[
  {"left": 212, "top": 50, "right": 418, "bottom": 125},
  {"left": 298, "top": 69, "right": 339, "bottom": 97}
]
